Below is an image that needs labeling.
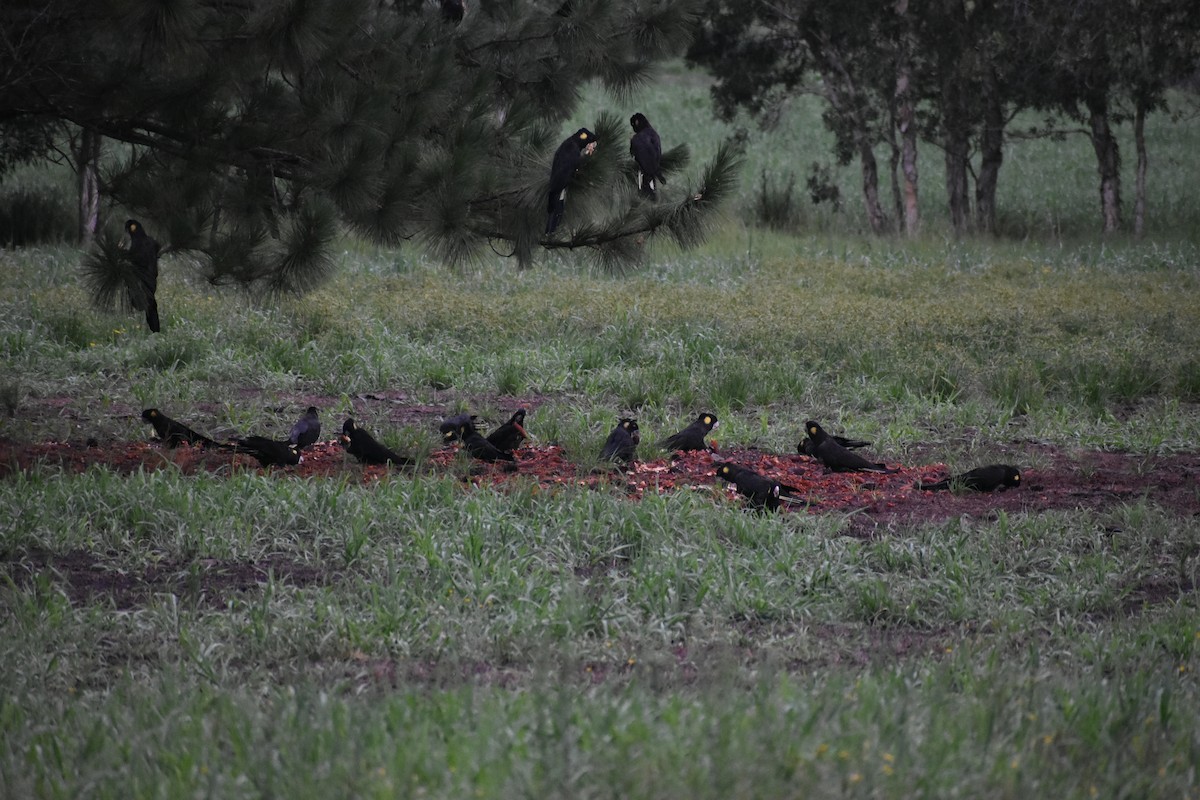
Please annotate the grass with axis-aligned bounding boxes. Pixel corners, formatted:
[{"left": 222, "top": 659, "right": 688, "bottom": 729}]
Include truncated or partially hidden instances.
[
  {"left": 3, "top": 237, "right": 1197, "bottom": 454},
  {"left": 1, "top": 472, "right": 1197, "bottom": 797},
  {"left": 2, "top": 66, "right": 1200, "bottom": 798}
]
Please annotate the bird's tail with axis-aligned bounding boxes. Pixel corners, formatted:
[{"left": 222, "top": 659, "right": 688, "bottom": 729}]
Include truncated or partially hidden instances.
[
  {"left": 546, "top": 202, "right": 565, "bottom": 234},
  {"left": 638, "top": 173, "right": 657, "bottom": 200},
  {"left": 145, "top": 300, "right": 160, "bottom": 333}
]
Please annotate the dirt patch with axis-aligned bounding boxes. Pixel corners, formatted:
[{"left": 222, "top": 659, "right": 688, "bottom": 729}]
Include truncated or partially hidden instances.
[
  {"left": 3, "top": 393, "right": 1199, "bottom": 531},
  {"left": 3, "top": 432, "right": 1198, "bottom": 529},
  {"left": 4, "top": 549, "right": 336, "bottom": 610}
]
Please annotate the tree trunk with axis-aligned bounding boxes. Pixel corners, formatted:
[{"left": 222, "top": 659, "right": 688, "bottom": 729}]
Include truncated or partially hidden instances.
[
  {"left": 944, "top": 130, "right": 970, "bottom": 236},
  {"left": 1133, "top": 101, "right": 1147, "bottom": 239},
  {"left": 897, "top": 81, "right": 919, "bottom": 236},
  {"left": 859, "top": 138, "right": 887, "bottom": 235},
  {"left": 975, "top": 70, "right": 1004, "bottom": 235},
  {"left": 74, "top": 129, "right": 101, "bottom": 245},
  {"left": 888, "top": 132, "right": 902, "bottom": 226},
  {"left": 1086, "top": 93, "right": 1122, "bottom": 234},
  {"left": 940, "top": 69, "right": 971, "bottom": 236},
  {"left": 893, "top": 0, "right": 919, "bottom": 236}
]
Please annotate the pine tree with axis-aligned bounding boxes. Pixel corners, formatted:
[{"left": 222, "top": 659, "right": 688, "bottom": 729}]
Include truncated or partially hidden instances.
[{"left": 1, "top": 0, "right": 740, "bottom": 303}]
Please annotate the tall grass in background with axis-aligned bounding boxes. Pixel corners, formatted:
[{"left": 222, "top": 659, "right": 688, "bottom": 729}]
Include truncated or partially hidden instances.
[{"left": 2, "top": 233, "right": 1197, "bottom": 455}]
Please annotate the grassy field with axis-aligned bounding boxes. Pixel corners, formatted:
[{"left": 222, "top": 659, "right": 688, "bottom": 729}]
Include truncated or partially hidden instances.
[{"left": 2, "top": 66, "right": 1200, "bottom": 798}]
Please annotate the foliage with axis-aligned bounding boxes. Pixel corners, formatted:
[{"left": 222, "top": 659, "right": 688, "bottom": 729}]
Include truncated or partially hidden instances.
[{"left": 1, "top": 0, "right": 741, "bottom": 294}]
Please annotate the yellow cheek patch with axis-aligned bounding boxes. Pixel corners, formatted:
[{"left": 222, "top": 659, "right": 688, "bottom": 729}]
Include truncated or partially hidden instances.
[{"left": 704, "top": 416, "right": 713, "bottom": 425}]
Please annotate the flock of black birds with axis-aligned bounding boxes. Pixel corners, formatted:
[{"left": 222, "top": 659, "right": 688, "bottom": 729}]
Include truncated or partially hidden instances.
[
  {"left": 122, "top": 113, "right": 661, "bottom": 332},
  {"left": 140, "top": 406, "right": 1022, "bottom": 513}
]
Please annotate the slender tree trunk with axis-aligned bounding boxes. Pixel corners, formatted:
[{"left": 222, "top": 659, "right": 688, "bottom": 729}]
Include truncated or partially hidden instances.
[
  {"left": 858, "top": 138, "right": 887, "bottom": 235},
  {"left": 888, "top": 132, "right": 903, "bottom": 226},
  {"left": 940, "top": 70, "right": 971, "bottom": 236},
  {"left": 974, "top": 70, "right": 1004, "bottom": 235},
  {"left": 1134, "top": 101, "right": 1147, "bottom": 238},
  {"left": 897, "top": 83, "right": 919, "bottom": 236},
  {"left": 944, "top": 129, "right": 970, "bottom": 236},
  {"left": 1086, "top": 93, "right": 1122, "bottom": 233},
  {"left": 893, "top": 0, "right": 919, "bottom": 236},
  {"left": 74, "top": 129, "right": 101, "bottom": 245}
]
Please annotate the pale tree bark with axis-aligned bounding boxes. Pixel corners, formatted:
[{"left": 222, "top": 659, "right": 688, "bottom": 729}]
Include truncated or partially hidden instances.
[
  {"left": 895, "top": 71, "right": 919, "bottom": 236},
  {"left": 1086, "top": 94, "right": 1122, "bottom": 233},
  {"left": 1133, "top": 102, "right": 1147, "bottom": 238},
  {"left": 73, "top": 129, "right": 101, "bottom": 245},
  {"left": 893, "top": 0, "right": 919, "bottom": 236}
]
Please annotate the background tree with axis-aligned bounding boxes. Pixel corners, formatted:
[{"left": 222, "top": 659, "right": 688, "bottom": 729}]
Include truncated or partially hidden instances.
[
  {"left": 0, "top": 0, "right": 738, "bottom": 302},
  {"left": 1109, "top": 0, "right": 1200, "bottom": 237},
  {"left": 687, "top": 0, "right": 1199, "bottom": 238},
  {"left": 892, "top": 0, "right": 920, "bottom": 236},
  {"left": 909, "top": 0, "right": 1038, "bottom": 236},
  {"left": 687, "top": 0, "right": 900, "bottom": 235},
  {"left": 1039, "top": 0, "right": 1126, "bottom": 233}
]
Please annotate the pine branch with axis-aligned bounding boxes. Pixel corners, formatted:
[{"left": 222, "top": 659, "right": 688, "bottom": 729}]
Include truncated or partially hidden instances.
[
  {"left": 80, "top": 228, "right": 147, "bottom": 312},
  {"left": 468, "top": 136, "right": 742, "bottom": 265},
  {"left": 263, "top": 201, "right": 338, "bottom": 296},
  {"left": 28, "top": 0, "right": 718, "bottom": 289}
]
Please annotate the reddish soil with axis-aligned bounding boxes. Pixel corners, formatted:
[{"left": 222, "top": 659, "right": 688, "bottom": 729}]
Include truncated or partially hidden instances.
[{"left": 3, "top": 430, "right": 1197, "bottom": 532}]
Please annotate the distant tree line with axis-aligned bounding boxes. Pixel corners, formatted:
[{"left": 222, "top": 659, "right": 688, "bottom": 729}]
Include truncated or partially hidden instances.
[
  {"left": 0, "top": 0, "right": 739, "bottom": 293},
  {"left": 686, "top": 0, "right": 1200, "bottom": 237}
]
